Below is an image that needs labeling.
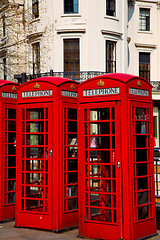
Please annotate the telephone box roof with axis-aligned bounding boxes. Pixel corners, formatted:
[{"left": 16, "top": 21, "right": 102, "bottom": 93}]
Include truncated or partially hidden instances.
[
  {"left": 18, "top": 76, "right": 79, "bottom": 89},
  {"left": 79, "top": 73, "right": 152, "bottom": 88},
  {"left": 0, "top": 79, "right": 19, "bottom": 87}
]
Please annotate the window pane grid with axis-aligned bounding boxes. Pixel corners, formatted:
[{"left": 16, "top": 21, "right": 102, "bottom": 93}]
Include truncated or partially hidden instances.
[
  {"left": 64, "top": 0, "right": 78, "bottom": 14},
  {"left": 106, "top": 41, "right": 116, "bottom": 73},
  {"left": 64, "top": 107, "right": 78, "bottom": 212},
  {"left": 84, "top": 107, "right": 117, "bottom": 224},
  {"left": 20, "top": 108, "right": 48, "bottom": 213},
  {"left": 132, "top": 106, "right": 153, "bottom": 222},
  {"left": 4, "top": 108, "right": 16, "bottom": 205}
]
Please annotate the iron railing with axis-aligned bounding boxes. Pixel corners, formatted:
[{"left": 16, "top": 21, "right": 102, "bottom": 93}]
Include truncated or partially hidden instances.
[{"left": 26, "top": 71, "right": 107, "bottom": 82}]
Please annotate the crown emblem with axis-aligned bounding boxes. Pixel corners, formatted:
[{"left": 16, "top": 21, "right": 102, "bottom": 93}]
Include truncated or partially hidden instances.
[
  {"left": 137, "top": 81, "right": 141, "bottom": 87},
  {"left": 12, "top": 86, "right": 17, "bottom": 92},
  {"left": 71, "top": 84, "right": 75, "bottom": 90},
  {"left": 34, "top": 83, "right": 40, "bottom": 89},
  {"left": 97, "top": 80, "right": 104, "bottom": 87}
]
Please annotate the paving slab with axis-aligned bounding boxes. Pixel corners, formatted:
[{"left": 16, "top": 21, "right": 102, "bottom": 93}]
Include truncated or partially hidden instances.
[{"left": 0, "top": 221, "right": 160, "bottom": 240}]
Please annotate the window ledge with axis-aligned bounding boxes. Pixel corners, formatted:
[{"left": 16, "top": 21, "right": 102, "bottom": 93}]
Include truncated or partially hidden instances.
[
  {"left": 104, "top": 15, "right": 119, "bottom": 21},
  {"left": 135, "top": 43, "right": 156, "bottom": 49},
  {"left": 29, "top": 17, "right": 40, "bottom": 24},
  {"left": 61, "top": 14, "right": 81, "bottom": 18},
  {"left": 138, "top": 30, "right": 153, "bottom": 34}
]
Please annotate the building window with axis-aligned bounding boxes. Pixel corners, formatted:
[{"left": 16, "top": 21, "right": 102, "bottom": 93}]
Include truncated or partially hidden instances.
[
  {"left": 64, "top": 0, "right": 78, "bottom": 14},
  {"left": 3, "top": 58, "right": 7, "bottom": 80},
  {"left": 139, "top": 8, "right": 150, "bottom": 31},
  {"left": 2, "top": 16, "right": 5, "bottom": 37},
  {"left": 106, "top": 0, "right": 115, "bottom": 16},
  {"left": 139, "top": 52, "right": 150, "bottom": 81},
  {"left": 32, "top": 42, "right": 40, "bottom": 74},
  {"left": 32, "top": 0, "right": 39, "bottom": 18},
  {"left": 64, "top": 39, "right": 79, "bottom": 72},
  {"left": 106, "top": 41, "right": 116, "bottom": 73}
]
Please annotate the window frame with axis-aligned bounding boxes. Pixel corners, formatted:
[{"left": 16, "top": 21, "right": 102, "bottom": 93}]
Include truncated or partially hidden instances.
[
  {"left": 63, "top": 38, "right": 80, "bottom": 72},
  {"left": 139, "top": 52, "right": 150, "bottom": 81},
  {"left": 139, "top": 8, "right": 150, "bottom": 31},
  {"left": 106, "top": 0, "right": 116, "bottom": 17},
  {"left": 64, "top": 0, "right": 79, "bottom": 14},
  {"left": 32, "top": 0, "right": 39, "bottom": 19},
  {"left": 32, "top": 42, "right": 40, "bottom": 75},
  {"left": 106, "top": 40, "right": 116, "bottom": 73}
]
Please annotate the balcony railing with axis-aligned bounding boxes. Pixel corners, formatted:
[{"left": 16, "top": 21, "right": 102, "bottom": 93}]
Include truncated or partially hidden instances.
[{"left": 26, "top": 71, "right": 107, "bottom": 82}]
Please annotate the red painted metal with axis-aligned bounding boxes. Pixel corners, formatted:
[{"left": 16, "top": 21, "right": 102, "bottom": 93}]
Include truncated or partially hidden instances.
[
  {"left": 78, "top": 73, "right": 156, "bottom": 240},
  {"left": 15, "top": 77, "right": 79, "bottom": 231},
  {"left": 0, "top": 80, "right": 19, "bottom": 222}
]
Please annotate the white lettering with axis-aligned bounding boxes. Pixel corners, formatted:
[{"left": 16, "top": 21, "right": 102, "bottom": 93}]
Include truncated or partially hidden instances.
[
  {"left": 83, "top": 88, "right": 119, "bottom": 97},
  {"left": 129, "top": 88, "right": 149, "bottom": 96},
  {"left": 22, "top": 90, "right": 53, "bottom": 98},
  {"left": 61, "top": 91, "right": 78, "bottom": 98},
  {"left": 2, "top": 92, "right": 17, "bottom": 99}
]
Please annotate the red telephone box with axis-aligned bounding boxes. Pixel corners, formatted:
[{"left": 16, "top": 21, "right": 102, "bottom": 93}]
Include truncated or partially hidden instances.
[
  {"left": 15, "top": 76, "right": 79, "bottom": 231},
  {"left": 78, "top": 73, "right": 157, "bottom": 240},
  {"left": 0, "top": 80, "right": 19, "bottom": 222}
]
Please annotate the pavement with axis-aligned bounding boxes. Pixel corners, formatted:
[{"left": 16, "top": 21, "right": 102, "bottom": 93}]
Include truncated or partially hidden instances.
[
  {"left": 0, "top": 221, "right": 96, "bottom": 240},
  {"left": 0, "top": 221, "right": 160, "bottom": 240}
]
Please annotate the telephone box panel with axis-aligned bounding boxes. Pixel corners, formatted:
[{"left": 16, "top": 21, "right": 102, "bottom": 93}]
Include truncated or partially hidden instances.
[
  {"left": 78, "top": 73, "right": 156, "bottom": 240},
  {"left": 0, "top": 80, "right": 19, "bottom": 222},
  {"left": 15, "top": 77, "right": 79, "bottom": 231}
]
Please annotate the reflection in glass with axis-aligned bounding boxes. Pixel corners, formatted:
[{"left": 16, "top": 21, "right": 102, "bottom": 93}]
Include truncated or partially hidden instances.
[
  {"left": 89, "top": 108, "right": 110, "bottom": 121},
  {"left": 26, "top": 109, "right": 44, "bottom": 120},
  {"left": 26, "top": 147, "right": 44, "bottom": 158},
  {"left": 26, "top": 134, "right": 44, "bottom": 145},
  {"left": 89, "top": 123, "right": 110, "bottom": 135},
  {"left": 26, "top": 122, "right": 44, "bottom": 132}
]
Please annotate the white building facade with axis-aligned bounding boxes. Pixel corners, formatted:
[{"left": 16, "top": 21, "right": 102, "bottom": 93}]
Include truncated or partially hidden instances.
[{"left": 1, "top": 0, "right": 160, "bottom": 146}]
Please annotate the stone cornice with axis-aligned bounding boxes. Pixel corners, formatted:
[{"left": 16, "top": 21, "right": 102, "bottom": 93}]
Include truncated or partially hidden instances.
[{"left": 101, "top": 30, "right": 123, "bottom": 38}]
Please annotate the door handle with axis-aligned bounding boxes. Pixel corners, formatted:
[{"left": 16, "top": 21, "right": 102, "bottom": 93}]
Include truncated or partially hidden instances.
[
  {"left": 117, "top": 161, "right": 120, "bottom": 168},
  {"left": 50, "top": 150, "right": 53, "bottom": 156}
]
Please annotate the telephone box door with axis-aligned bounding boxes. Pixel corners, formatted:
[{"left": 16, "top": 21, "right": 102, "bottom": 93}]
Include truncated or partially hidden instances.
[
  {"left": 17, "top": 103, "right": 53, "bottom": 229},
  {"left": 79, "top": 101, "right": 123, "bottom": 240},
  {"left": 129, "top": 101, "right": 156, "bottom": 239}
]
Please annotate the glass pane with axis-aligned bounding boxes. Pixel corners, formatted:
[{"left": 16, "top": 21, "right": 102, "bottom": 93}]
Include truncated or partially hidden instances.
[
  {"left": 26, "top": 147, "right": 44, "bottom": 158},
  {"left": 136, "top": 136, "right": 147, "bottom": 148},
  {"left": 26, "top": 134, "right": 44, "bottom": 145},
  {"left": 136, "top": 163, "right": 148, "bottom": 176},
  {"left": 138, "top": 206, "right": 149, "bottom": 220},
  {"left": 8, "top": 168, "right": 16, "bottom": 179},
  {"left": 26, "top": 122, "right": 44, "bottom": 132},
  {"left": 26, "top": 109, "right": 44, "bottom": 120},
  {"left": 136, "top": 149, "right": 147, "bottom": 162},
  {"left": 67, "top": 198, "right": 78, "bottom": 210},
  {"left": 89, "top": 108, "right": 110, "bottom": 121},
  {"left": 8, "top": 109, "right": 16, "bottom": 119},
  {"left": 26, "top": 160, "right": 44, "bottom": 171},
  {"left": 137, "top": 191, "right": 148, "bottom": 205},
  {"left": 68, "top": 172, "right": 78, "bottom": 184},
  {"left": 137, "top": 177, "right": 148, "bottom": 190},
  {"left": 89, "top": 151, "right": 110, "bottom": 163},
  {"left": 68, "top": 160, "right": 78, "bottom": 171},
  {"left": 8, "top": 121, "right": 16, "bottom": 131},
  {"left": 90, "top": 136, "right": 110, "bottom": 149},
  {"left": 67, "top": 185, "right": 78, "bottom": 197},
  {"left": 8, "top": 133, "right": 16, "bottom": 143},
  {"left": 135, "top": 108, "right": 146, "bottom": 120},
  {"left": 68, "top": 121, "right": 77, "bottom": 132},
  {"left": 68, "top": 109, "right": 77, "bottom": 119},
  {"left": 89, "top": 123, "right": 110, "bottom": 135}
]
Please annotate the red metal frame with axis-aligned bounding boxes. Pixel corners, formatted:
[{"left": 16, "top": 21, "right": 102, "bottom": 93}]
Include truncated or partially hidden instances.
[
  {"left": 15, "top": 77, "right": 79, "bottom": 231},
  {"left": 78, "top": 73, "right": 156, "bottom": 240},
  {"left": 0, "top": 80, "right": 19, "bottom": 222}
]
